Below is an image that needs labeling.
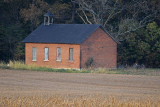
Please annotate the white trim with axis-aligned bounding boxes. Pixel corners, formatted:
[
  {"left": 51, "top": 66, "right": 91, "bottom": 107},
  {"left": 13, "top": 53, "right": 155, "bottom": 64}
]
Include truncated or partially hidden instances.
[
  {"left": 56, "top": 60, "right": 61, "bottom": 62},
  {"left": 69, "top": 60, "right": 74, "bottom": 62},
  {"left": 44, "top": 60, "right": 49, "bottom": 61},
  {"left": 32, "top": 60, "right": 37, "bottom": 62}
]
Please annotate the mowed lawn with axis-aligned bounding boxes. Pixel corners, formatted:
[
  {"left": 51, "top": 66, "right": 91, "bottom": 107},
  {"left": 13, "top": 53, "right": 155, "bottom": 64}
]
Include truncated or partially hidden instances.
[{"left": 0, "top": 69, "right": 160, "bottom": 99}]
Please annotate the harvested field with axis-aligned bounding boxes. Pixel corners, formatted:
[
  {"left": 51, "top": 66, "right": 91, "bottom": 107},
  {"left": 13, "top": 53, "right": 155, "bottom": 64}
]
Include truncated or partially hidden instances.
[{"left": 0, "top": 69, "right": 160, "bottom": 99}]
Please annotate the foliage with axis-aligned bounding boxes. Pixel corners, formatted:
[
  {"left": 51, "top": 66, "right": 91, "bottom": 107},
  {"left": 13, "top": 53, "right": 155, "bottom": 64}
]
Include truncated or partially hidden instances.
[
  {"left": 118, "top": 22, "right": 160, "bottom": 68},
  {"left": 0, "top": 23, "right": 8, "bottom": 61},
  {"left": 20, "top": 0, "right": 49, "bottom": 31},
  {"left": 49, "top": 1, "right": 72, "bottom": 24},
  {"left": 85, "top": 57, "right": 95, "bottom": 68}
]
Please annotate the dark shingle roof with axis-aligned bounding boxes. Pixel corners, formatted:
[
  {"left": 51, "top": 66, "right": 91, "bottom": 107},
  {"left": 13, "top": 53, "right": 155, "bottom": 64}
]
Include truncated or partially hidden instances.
[{"left": 22, "top": 24, "right": 102, "bottom": 44}]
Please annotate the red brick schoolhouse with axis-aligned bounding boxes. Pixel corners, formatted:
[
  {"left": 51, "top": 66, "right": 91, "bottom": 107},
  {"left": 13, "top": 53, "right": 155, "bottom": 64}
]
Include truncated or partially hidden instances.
[{"left": 22, "top": 12, "right": 118, "bottom": 69}]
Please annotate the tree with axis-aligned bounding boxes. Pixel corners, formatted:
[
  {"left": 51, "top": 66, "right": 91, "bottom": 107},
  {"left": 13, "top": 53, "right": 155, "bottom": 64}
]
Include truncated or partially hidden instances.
[
  {"left": 118, "top": 22, "right": 160, "bottom": 68},
  {"left": 2, "top": 0, "right": 31, "bottom": 24},
  {"left": 0, "top": 23, "right": 9, "bottom": 61},
  {"left": 49, "top": 1, "right": 72, "bottom": 24},
  {"left": 72, "top": 0, "right": 122, "bottom": 24},
  {"left": 144, "top": 22, "right": 160, "bottom": 67},
  {"left": 4, "top": 23, "right": 27, "bottom": 61},
  {"left": 20, "top": 0, "right": 49, "bottom": 31},
  {"left": 0, "top": 0, "right": 30, "bottom": 61},
  {"left": 72, "top": 0, "right": 160, "bottom": 40}
]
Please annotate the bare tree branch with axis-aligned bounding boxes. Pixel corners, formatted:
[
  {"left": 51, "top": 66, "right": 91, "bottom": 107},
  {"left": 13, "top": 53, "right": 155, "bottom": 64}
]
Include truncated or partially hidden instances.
[
  {"left": 72, "top": 0, "right": 160, "bottom": 41},
  {"left": 81, "top": 9, "right": 92, "bottom": 24},
  {"left": 76, "top": 10, "right": 87, "bottom": 24}
]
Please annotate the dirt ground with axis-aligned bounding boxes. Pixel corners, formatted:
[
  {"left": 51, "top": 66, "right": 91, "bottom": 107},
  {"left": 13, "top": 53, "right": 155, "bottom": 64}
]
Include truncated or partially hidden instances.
[{"left": 0, "top": 69, "right": 160, "bottom": 99}]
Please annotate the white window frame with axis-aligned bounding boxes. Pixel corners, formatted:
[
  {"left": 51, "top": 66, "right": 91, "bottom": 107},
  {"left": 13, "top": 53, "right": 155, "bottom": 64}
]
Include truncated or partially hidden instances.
[
  {"left": 44, "top": 47, "right": 49, "bottom": 61},
  {"left": 32, "top": 47, "right": 37, "bottom": 61},
  {"left": 56, "top": 47, "right": 61, "bottom": 61},
  {"left": 69, "top": 48, "right": 73, "bottom": 61}
]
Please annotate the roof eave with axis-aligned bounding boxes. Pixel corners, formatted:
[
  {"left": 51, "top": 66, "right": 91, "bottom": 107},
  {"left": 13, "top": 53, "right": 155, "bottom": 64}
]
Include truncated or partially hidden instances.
[{"left": 21, "top": 41, "right": 81, "bottom": 45}]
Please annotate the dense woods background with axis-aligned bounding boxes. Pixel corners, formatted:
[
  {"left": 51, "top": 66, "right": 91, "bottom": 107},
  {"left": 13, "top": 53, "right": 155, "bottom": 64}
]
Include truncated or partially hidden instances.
[{"left": 0, "top": 0, "right": 160, "bottom": 68}]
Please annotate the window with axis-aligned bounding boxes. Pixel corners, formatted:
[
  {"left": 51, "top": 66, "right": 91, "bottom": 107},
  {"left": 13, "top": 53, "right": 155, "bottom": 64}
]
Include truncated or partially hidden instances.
[
  {"left": 32, "top": 47, "right": 37, "bottom": 61},
  {"left": 57, "top": 48, "right": 61, "bottom": 61},
  {"left": 69, "top": 48, "right": 73, "bottom": 61},
  {"left": 44, "top": 47, "right": 49, "bottom": 60}
]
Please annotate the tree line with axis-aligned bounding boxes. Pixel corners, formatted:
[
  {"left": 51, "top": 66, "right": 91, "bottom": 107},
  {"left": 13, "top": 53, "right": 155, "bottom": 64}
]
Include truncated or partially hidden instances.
[{"left": 0, "top": 0, "right": 160, "bottom": 68}]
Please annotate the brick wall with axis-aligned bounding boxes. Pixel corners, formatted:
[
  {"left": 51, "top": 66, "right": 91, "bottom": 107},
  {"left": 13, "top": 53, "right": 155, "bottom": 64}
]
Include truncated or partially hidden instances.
[
  {"left": 80, "top": 27, "right": 117, "bottom": 68},
  {"left": 25, "top": 43, "right": 80, "bottom": 69}
]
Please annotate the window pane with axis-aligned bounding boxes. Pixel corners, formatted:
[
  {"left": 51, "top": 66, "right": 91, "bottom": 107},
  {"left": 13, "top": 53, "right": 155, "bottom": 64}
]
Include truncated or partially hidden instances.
[
  {"left": 57, "top": 48, "right": 61, "bottom": 61},
  {"left": 69, "top": 48, "right": 73, "bottom": 61},
  {"left": 44, "top": 48, "right": 49, "bottom": 60},
  {"left": 32, "top": 48, "right": 37, "bottom": 61}
]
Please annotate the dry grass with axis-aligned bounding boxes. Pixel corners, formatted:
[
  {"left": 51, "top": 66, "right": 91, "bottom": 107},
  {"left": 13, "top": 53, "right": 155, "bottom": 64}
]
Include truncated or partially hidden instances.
[
  {"left": 0, "top": 95, "right": 160, "bottom": 107},
  {"left": 0, "top": 61, "right": 160, "bottom": 75},
  {"left": 1, "top": 61, "right": 83, "bottom": 73}
]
